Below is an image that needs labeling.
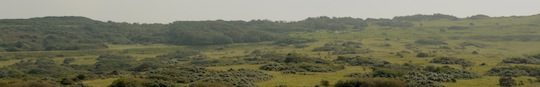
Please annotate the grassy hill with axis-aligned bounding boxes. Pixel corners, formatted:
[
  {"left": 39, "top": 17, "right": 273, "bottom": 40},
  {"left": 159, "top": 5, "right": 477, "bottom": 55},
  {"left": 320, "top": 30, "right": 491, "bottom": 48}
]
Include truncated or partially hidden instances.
[{"left": 1, "top": 14, "right": 540, "bottom": 87}]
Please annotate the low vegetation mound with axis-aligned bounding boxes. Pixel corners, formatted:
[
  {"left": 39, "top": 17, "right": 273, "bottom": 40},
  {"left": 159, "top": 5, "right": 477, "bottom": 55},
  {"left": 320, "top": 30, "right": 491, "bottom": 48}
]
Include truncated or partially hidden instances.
[
  {"left": 259, "top": 63, "right": 344, "bottom": 73},
  {"left": 144, "top": 67, "right": 272, "bottom": 87},
  {"left": 334, "top": 56, "right": 390, "bottom": 66},
  {"left": 430, "top": 57, "right": 474, "bottom": 67},
  {"left": 488, "top": 65, "right": 540, "bottom": 76},
  {"left": 273, "top": 37, "right": 317, "bottom": 46},
  {"left": 459, "top": 41, "right": 488, "bottom": 48},
  {"left": 334, "top": 78, "right": 406, "bottom": 87},
  {"left": 502, "top": 54, "right": 540, "bottom": 64},
  {"left": 313, "top": 41, "right": 367, "bottom": 55},
  {"left": 414, "top": 39, "right": 447, "bottom": 45},
  {"left": 373, "top": 20, "right": 414, "bottom": 28},
  {"left": 348, "top": 64, "right": 480, "bottom": 87}
]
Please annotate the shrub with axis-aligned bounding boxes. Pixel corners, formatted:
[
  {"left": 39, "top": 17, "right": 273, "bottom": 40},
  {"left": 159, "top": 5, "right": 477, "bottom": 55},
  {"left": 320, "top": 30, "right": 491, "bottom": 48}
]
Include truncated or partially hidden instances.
[
  {"left": 0, "top": 79, "right": 57, "bottom": 87},
  {"left": 488, "top": 66, "right": 540, "bottom": 76},
  {"left": 334, "top": 78, "right": 406, "bottom": 87},
  {"left": 94, "top": 54, "right": 137, "bottom": 72},
  {"left": 374, "top": 20, "right": 414, "bottom": 28},
  {"left": 416, "top": 52, "right": 431, "bottom": 58},
  {"left": 273, "top": 37, "right": 317, "bottom": 46},
  {"left": 361, "top": 65, "right": 479, "bottom": 87},
  {"left": 260, "top": 63, "right": 344, "bottom": 73},
  {"left": 414, "top": 39, "right": 447, "bottom": 45},
  {"left": 144, "top": 67, "right": 271, "bottom": 87},
  {"left": 502, "top": 54, "right": 540, "bottom": 64},
  {"left": 156, "top": 50, "right": 204, "bottom": 61},
  {"left": 423, "top": 66, "right": 480, "bottom": 79},
  {"left": 499, "top": 76, "right": 517, "bottom": 87},
  {"left": 189, "top": 82, "right": 234, "bottom": 87},
  {"left": 372, "top": 68, "right": 405, "bottom": 78},
  {"left": 320, "top": 80, "right": 330, "bottom": 87},
  {"left": 502, "top": 58, "right": 540, "bottom": 64},
  {"left": 243, "top": 50, "right": 287, "bottom": 63},
  {"left": 334, "top": 56, "right": 390, "bottom": 66},
  {"left": 313, "top": 41, "right": 365, "bottom": 55},
  {"left": 430, "top": 57, "right": 474, "bottom": 67},
  {"left": 109, "top": 78, "right": 152, "bottom": 87},
  {"left": 63, "top": 57, "right": 76, "bottom": 65}
]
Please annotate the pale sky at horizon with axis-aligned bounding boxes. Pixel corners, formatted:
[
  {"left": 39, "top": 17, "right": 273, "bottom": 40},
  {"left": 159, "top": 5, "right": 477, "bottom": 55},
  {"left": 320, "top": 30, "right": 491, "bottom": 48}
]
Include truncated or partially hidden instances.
[{"left": 1, "top": 0, "right": 540, "bottom": 23}]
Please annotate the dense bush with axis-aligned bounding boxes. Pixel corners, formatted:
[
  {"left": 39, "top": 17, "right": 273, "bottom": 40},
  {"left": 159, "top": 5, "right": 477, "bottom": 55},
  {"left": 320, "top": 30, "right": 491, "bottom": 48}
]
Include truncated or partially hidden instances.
[
  {"left": 372, "top": 68, "right": 405, "bottom": 78},
  {"left": 488, "top": 65, "right": 540, "bottom": 76},
  {"left": 298, "top": 16, "right": 368, "bottom": 30},
  {"left": 166, "top": 21, "right": 279, "bottom": 45},
  {"left": 243, "top": 50, "right": 287, "bottom": 63},
  {"left": 260, "top": 63, "right": 344, "bottom": 73},
  {"left": 423, "top": 66, "right": 480, "bottom": 79},
  {"left": 502, "top": 54, "right": 540, "bottom": 64},
  {"left": 334, "top": 56, "right": 390, "bottom": 66},
  {"left": 393, "top": 13, "right": 458, "bottom": 21},
  {"left": 109, "top": 77, "right": 175, "bottom": 87},
  {"left": 430, "top": 57, "right": 474, "bottom": 67},
  {"left": 144, "top": 66, "right": 272, "bottom": 87},
  {"left": 313, "top": 41, "right": 366, "bottom": 55},
  {"left": 334, "top": 78, "right": 406, "bottom": 87},
  {"left": 198, "top": 69, "right": 273, "bottom": 87},
  {"left": 244, "top": 52, "right": 331, "bottom": 64},
  {"left": 94, "top": 54, "right": 137, "bottom": 72},
  {"left": 502, "top": 58, "right": 540, "bottom": 64},
  {"left": 467, "top": 14, "right": 490, "bottom": 19},
  {"left": 189, "top": 82, "right": 234, "bottom": 87},
  {"left": 356, "top": 64, "right": 479, "bottom": 87},
  {"left": 374, "top": 20, "right": 414, "bottom": 28},
  {"left": 0, "top": 58, "right": 81, "bottom": 78},
  {"left": 0, "top": 16, "right": 369, "bottom": 51},
  {"left": 416, "top": 52, "right": 431, "bottom": 58},
  {"left": 0, "top": 79, "right": 58, "bottom": 87},
  {"left": 499, "top": 76, "right": 517, "bottom": 87}
]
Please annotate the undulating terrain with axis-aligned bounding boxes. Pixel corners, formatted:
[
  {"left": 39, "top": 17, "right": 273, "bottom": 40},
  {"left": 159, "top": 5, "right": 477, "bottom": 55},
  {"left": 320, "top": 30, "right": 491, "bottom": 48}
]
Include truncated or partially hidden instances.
[{"left": 1, "top": 14, "right": 540, "bottom": 87}]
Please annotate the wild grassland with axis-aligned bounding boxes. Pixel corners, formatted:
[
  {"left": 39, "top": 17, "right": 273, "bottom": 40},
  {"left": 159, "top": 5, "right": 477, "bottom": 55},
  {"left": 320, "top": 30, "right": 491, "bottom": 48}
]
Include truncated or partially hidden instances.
[
  {"left": 82, "top": 78, "right": 118, "bottom": 87},
  {"left": 2, "top": 15, "right": 540, "bottom": 87}
]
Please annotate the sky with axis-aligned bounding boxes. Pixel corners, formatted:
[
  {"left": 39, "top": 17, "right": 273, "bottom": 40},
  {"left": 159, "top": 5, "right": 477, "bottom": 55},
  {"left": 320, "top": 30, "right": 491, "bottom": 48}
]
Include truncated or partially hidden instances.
[{"left": 1, "top": 0, "right": 540, "bottom": 23}]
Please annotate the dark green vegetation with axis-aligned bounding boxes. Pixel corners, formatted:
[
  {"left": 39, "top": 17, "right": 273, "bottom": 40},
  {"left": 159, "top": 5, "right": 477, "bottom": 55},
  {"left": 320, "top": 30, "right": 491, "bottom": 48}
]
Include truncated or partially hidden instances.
[
  {"left": 313, "top": 41, "right": 367, "bottom": 55},
  {"left": 501, "top": 54, "right": 540, "bottom": 64},
  {"left": 2, "top": 13, "right": 540, "bottom": 87},
  {"left": 334, "top": 78, "right": 406, "bottom": 87},
  {"left": 0, "top": 16, "right": 366, "bottom": 51}
]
